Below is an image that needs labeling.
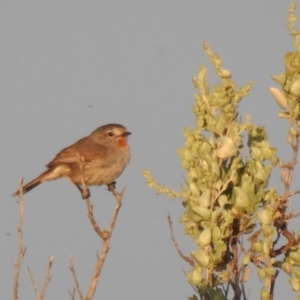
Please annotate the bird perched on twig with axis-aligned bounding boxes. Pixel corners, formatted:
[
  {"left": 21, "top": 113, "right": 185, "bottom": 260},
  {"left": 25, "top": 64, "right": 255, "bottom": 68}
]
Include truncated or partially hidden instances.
[{"left": 12, "top": 123, "right": 131, "bottom": 199}]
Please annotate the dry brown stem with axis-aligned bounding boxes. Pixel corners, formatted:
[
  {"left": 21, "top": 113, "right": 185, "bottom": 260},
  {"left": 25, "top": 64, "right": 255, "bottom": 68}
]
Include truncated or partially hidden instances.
[
  {"left": 167, "top": 212, "right": 194, "bottom": 267},
  {"left": 68, "top": 288, "right": 76, "bottom": 300},
  {"left": 27, "top": 256, "right": 54, "bottom": 300},
  {"left": 269, "top": 269, "right": 279, "bottom": 300},
  {"left": 85, "top": 198, "right": 106, "bottom": 239},
  {"left": 27, "top": 267, "right": 40, "bottom": 299},
  {"left": 13, "top": 180, "right": 26, "bottom": 300},
  {"left": 40, "top": 256, "right": 54, "bottom": 298},
  {"left": 229, "top": 218, "right": 242, "bottom": 300},
  {"left": 69, "top": 257, "right": 84, "bottom": 300}
]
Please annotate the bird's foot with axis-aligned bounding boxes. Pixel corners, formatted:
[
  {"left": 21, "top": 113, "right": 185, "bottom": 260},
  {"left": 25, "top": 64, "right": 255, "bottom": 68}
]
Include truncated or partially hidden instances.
[
  {"left": 107, "top": 181, "right": 116, "bottom": 192},
  {"left": 81, "top": 188, "right": 91, "bottom": 199},
  {"left": 76, "top": 184, "right": 91, "bottom": 199}
]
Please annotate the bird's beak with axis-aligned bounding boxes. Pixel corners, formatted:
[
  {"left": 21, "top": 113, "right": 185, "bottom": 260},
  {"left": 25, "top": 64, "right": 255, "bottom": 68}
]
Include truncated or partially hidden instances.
[{"left": 122, "top": 131, "right": 131, "bottom": 137}]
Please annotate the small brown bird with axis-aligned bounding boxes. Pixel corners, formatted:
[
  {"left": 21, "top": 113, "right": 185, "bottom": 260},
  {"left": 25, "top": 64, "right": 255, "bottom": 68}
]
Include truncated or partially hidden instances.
[{"left": 12, "top": 124, "right": 131, "bottom": 199}]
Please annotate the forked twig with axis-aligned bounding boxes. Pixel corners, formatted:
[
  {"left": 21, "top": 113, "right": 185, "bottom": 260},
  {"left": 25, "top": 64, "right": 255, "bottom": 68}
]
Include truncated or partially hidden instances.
[
  {"left": 85, "top": 188, "right": 124, "bottom": 300},
  {"left": 167, "top": 212, "right": 194, "bottom": 267},
  {"left": 69, "top": 257, "right": 84, "bottom": 300},
  {"left": 27, "top": 256, "right": 54, "bottom": 300},
  {"left": 71, "top": 154, "right": 125, "bottom": 300},
  {"left": 85, "top": 199, "right": 106, "bottom": 239}
]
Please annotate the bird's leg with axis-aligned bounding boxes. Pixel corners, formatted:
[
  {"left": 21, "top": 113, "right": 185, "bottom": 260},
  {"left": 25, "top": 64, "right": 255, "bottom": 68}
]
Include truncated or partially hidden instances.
[
  {"left": 76, "top": 184, "right": 90, "bottom": 199},
  {"left": 107, "top": 181, "right": 116, "bottom": 192},
  {"left": 76, "top": 153, "right": 90, "bottom": 199},
  {"left": 82, "top": 188, "right": 90, "bottom": 199}
]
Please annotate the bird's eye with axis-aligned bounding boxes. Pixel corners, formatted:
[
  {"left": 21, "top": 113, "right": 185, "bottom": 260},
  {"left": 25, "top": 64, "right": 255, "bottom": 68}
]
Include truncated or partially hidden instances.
[{"left": 108, "top": 131, "right": 114, "bottom": 137}]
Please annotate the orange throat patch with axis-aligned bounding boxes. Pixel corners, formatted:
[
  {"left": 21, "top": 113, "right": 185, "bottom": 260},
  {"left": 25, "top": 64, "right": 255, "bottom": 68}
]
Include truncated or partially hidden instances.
[{"left": 117, "top": 137, "right": 128, "bottom": 148}]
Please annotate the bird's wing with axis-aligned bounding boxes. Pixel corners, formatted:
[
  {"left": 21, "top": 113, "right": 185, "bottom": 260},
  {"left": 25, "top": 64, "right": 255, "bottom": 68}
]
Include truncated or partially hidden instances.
[{"left": 46, "top": 137, "right": 109, "bottom": 167}]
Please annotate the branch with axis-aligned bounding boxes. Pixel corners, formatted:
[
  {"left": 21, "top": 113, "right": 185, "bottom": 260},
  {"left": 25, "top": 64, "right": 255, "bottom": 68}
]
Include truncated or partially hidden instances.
[
  {"left": 27, "top": 256, "right": 54, "bottom": 300},
  {"left": 229, "top": 218, "right": 242, "bottom": 300},
  {"left": 85, "top": 198, "right": 106, "bottom": 239},
  {"left": 85, "top": 188, "right": 124, "bottom": 300},
  {"left": 270, "top": 225, "right": 296, "bottom": 257},
  {"left": 13, "top": 180, "right": 26, "bottom": 300},
  {"left": 27, "top": 268, "right": 40, "bottom": 300},
  {"left": 167, "top": 212, "right": 194, "bottom": 267},
  {"left": 288, "top": 189, "right": 300, "bottom": 197},
  {"left": 69, "top": 257, "right": 84, "bottom": 300},
  {"left": 269, "top": 269, "right": 279, "bottom": 300},
  {"left": 73, "top": 154, "right": 125, "bottom": 300},
  {"left": 68, "top": 288, "right": 76, "bottom": 300},
  {"left": 40, "top": 256, "right": 54, "bottom": 299}
]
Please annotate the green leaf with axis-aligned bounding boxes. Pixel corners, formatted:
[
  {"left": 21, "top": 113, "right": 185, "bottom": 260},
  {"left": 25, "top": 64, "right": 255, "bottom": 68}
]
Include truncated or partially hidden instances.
[
  {"left": 269, "top": 87, "right": 288, "bottom": 109},
  {"left": 216, "top": 136, "right": 237, "bottom": 159},
  {"left": 198, "top": 228, "right": 212, "bottom": 248},
  {"left": 190, "top": 182, "right": 200, "bottom": 196},
  {"left": 290, "top": 277, "right": 300, "bottom": 291},
  {"left": 234, "top": 187, "right": 250, "bottom": 208},
  {"left": 191, "top": 206, "right": 211, "bottom": 220},
  {"left": 212, "top": 226, "right": 221, "bottom": 243},
  {"left": 242, "top": 254, "right": 250, "bottom": 265},
  {"left": 218, "top": 195, "right": 228, "bottom": 208},
  {"left": 259, "top": 210, "right": 272, "bottom": 225},
  {"left": 258, "top": 268, "right": 266, "bottom": 279},
  {"left": 253, "top": 242, "right": 263, "bottom": 252},
  {"left": 282, "top": 262, "right": 292, "bottom": 275},
  {"left": 199, "top": 189, "right": 211, "bottom": 208},
  {"left": 192, "top": 250, "right": 210, "bottom": 267}
]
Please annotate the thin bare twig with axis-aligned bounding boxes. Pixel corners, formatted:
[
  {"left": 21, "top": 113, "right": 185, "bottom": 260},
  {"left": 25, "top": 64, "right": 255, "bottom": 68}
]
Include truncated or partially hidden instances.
[
  {"left": 69, "top": 257, "right": 84, "bottom": 300},
  {"left": 13, "top": 179, "right": 26, "bottom": 300},
  {"left": 27, "top": 256, "right": 54, "bottom": 300},
  {"left": 167, "top": 212, "right": 194, "bottom": 267},
  {"left": 68, "top": 288, "right": 76, "bottom": 300},
  {"left": 288, "top": 189, "right": 300, "bottom": 197},
  {"left": 27, "top": 267, "right": 40, "bottom": 300},
  {"left": 85, "top": 199, "right": 106, "bottom": 239},
  {"left": 40, "top": 256, "right": 54, "bottom": 299}
]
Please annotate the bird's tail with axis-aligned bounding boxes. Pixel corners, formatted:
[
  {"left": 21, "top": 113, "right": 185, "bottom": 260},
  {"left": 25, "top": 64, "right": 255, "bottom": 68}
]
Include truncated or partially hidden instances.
[{"left": 12, "top": 169, "right": 54, "bottom": 197}]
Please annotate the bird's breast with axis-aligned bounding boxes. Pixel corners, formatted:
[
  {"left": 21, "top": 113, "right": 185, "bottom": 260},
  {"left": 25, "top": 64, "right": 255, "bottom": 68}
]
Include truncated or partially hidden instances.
[{"left": 117, "top": 137, "right": 128, "bottom": 148}]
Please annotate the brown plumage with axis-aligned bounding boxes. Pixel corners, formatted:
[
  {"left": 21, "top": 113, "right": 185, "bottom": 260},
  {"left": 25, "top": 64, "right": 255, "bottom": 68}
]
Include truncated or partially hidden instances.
[{"left": 12, "top": 124, "right": 131, "bottom": 199}]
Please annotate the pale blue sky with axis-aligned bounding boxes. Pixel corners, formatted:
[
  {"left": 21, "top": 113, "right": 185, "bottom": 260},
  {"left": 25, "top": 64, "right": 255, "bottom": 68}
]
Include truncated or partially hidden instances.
[{"left": 1, "top": 1, "right": 298, "bottom": 299}]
